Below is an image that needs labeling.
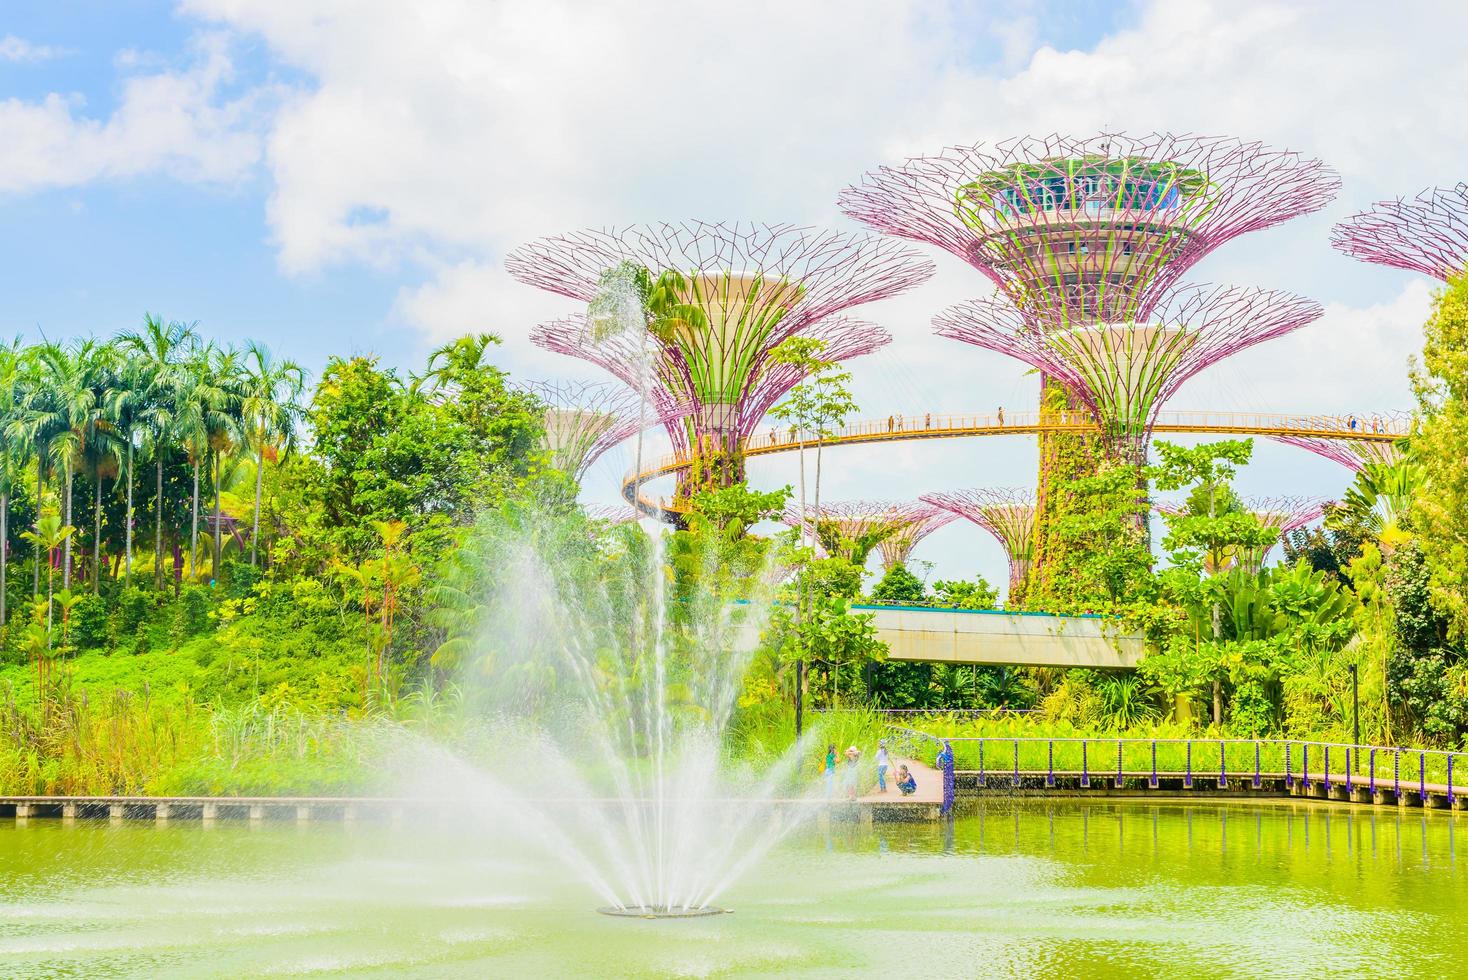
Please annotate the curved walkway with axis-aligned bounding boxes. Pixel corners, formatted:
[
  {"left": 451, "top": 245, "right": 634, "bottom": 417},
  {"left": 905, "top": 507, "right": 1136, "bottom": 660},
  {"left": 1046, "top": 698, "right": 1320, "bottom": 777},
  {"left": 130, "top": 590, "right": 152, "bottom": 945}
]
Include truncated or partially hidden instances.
[{"left": 623, "top": 409, "right": 1407, "bottom": 518}]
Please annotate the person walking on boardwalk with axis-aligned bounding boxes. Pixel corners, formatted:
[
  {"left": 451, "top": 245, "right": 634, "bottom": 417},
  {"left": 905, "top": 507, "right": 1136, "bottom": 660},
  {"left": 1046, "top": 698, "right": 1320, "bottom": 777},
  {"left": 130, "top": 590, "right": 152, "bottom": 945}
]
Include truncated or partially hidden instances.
[
  {"left": 843, "top": 746, "right": 861, "bottom": 800},
  {"left": 824, "top": 744, "right": 837, "bottom": 799},
  {"left": 875, "top": 738, "right": 891, "bottom": 792},
  {"left": 997, "top": 406, "right": 1004, "bottom": 425}
]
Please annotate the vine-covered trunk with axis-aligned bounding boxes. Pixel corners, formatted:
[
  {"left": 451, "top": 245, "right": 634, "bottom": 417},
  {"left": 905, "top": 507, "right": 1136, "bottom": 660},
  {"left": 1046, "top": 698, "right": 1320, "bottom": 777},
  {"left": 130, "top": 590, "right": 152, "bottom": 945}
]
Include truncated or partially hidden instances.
[
  {"left": 190, "top": 457, "right": 200, "bottom": 575},
  {"left": 32, "top": 454, "right": 42, "bottom": 598},
  {"left": 92, "top": 474, "right": 103, "bottom": 593},
  {"left": 124, "top": 442, "right": 134, "bottom": 585},
  {"left": 251, "top": 444, "right": 264, "bottom": 566},
  {"left": 212, "top": 451, "right": 223, "bottom": 581},
  {"left": 62, "top": 465, "right": 73, "bottom": 590},
  {"left": 154, "top": 459, "right": 164, "bottom": 590}
]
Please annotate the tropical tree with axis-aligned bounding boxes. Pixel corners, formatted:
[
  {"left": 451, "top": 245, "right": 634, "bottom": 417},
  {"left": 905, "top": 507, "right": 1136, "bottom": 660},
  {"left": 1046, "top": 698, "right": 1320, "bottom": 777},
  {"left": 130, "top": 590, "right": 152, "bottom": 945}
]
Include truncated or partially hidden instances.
[
  {"left": 206, "top": 345, "right": 244, "bottom": 581},
  {"left": 116, "top": 315, "right": 198, "bottom": 587},
  {"left": 0, "top": 340, "right": 25, "bottom": 627},
  {"left": 238, "top": 342, "right": 306, "bottom": 567}
]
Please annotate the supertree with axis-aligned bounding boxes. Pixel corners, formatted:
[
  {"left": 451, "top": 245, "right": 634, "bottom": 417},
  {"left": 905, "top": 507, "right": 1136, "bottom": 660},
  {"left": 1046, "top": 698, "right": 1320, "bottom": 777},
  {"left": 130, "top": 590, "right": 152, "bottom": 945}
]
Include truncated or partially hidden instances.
[
  {"left": 875, "top": 505, "right": 958, "bottom": 571},
  {"left": 1271, "top": 435, "right": 1404, "bottom": 472},
  {"left": 510, "top": 222, "right": 932, "bottom": 497},
  {"left": 1331, "top": 183, "right": 1468, "bottom": 281},
  {"left": 583, "top": 503, "right": 643, "bottom": 526},
  {"left": 782, "top": 500, "right": 927, "bottom": 568},
  {"left": 933, "top": 284, "right": 1325, "bottom": 468},
  {"left": 841, "top": 133, "right": 1338, "bottom": 582},
  {"left": 840, "top": 133, "right": 1339, "bottom": 324},
  {"left": 920, "top": 489, "right": 1036, "bottom": 600},
  {"left": 518, "top": 379, "right": 685, "bottom": 482}
]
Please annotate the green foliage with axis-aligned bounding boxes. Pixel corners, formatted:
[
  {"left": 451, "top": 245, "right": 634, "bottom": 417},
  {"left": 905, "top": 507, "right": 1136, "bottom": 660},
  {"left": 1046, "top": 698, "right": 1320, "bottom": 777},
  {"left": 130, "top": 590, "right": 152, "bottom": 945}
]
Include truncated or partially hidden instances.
[
  {"left": 931, "top": 576, "right": 998, "bottom": 610},
  {"left": 869, "top": 564, "right": 925, "bottom": 604},
  {"left": 688, "top": 482, "right": 790, "bottom": 534},
  {"left": 1038, "top": 464, "right": 1153, "bottom": 611}
]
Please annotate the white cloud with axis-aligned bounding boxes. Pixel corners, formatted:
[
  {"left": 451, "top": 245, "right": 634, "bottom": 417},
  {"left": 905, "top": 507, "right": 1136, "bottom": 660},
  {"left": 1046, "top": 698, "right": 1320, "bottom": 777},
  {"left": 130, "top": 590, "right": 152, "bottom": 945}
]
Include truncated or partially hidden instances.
[
  {"left": 0, "top": 35, "right": 66, "bottom": 63},
  {"left": 0, "top": 32, "right": 267, "bottom": 194}
]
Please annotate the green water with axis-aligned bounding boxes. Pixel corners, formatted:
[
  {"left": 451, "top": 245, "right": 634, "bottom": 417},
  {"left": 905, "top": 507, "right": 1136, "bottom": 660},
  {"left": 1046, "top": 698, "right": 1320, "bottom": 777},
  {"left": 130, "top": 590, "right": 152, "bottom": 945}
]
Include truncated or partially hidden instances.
[{"left": 1, "top": 800, "right": 1463, "bottom": 978}]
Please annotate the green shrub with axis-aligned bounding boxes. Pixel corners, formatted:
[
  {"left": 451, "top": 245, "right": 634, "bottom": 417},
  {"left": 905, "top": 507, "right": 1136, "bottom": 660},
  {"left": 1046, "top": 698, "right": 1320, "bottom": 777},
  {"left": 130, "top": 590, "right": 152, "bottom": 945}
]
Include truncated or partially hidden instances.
[{"left": 70, "top": 593, "right": 110, "bottom": 651}]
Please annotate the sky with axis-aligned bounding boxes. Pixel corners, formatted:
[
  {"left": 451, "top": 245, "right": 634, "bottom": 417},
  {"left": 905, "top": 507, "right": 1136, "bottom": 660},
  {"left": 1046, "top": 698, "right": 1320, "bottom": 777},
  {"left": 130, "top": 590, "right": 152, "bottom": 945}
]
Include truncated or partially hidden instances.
[{"left": 0, "top": 0, "right": 1461, "bottom": 593}]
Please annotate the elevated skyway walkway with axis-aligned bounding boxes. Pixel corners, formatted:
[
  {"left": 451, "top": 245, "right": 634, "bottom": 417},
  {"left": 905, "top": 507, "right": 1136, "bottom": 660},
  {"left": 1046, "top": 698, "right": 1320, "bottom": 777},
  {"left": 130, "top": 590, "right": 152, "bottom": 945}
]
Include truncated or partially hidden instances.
[
  {"left": 623, "top": 408, "right": 1407, "bottom": 518},
  {"left": 855, "top": 604, "right": 1143, "bottom": 669}
]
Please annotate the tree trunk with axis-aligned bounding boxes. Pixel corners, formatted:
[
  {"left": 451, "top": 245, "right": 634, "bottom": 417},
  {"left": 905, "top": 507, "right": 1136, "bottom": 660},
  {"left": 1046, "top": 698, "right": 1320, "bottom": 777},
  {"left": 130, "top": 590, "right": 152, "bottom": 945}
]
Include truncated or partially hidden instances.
[
  {"left": 154, "top": 459, "right": 164, "bottom": 590},
  {"left": 212, "top": 451, "right": 223, "bottom": 581},
  {"left": 1211, "top": 601, "right": 1222, "bottom": 726},
  {"left": 794, "top": 657, "right": 804, "bottom": 738},
  {"left": 1, "top": 489, "right": 8, "bottom": 630},
  {"left": 62, "top": 464, "right": 72, "bottom": 589},
  {"left": 32, "top": 453, "right": 42, "bottom": 598},
  {"left": 124, "top": 442, "right": 134, "bottom": 586},
  {"left": 251, "top": 443, "right": 264, "bottom": 566},
  {"left": 92, "top": 473, "right": 102, "bottom": 593},
  {"left": 190, "top": 456, "right": 200, "bottom": 576}
]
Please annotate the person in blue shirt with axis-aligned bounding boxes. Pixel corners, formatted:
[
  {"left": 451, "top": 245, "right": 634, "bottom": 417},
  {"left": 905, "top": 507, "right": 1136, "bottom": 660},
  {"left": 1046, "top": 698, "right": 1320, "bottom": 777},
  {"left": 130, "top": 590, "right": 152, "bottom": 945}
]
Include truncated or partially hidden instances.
[{"left": 896, "top": 764, "right": 918, "bottom": 796}]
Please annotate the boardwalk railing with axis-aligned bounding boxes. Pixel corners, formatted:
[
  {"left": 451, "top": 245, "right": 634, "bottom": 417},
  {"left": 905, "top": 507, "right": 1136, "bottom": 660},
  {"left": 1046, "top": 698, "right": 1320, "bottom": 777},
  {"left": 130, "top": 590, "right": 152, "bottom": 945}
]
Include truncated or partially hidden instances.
[
  {"left": 622, "top": 408, "right": 1408, "bottom": 516},
  {"left": 885, "top": 730, "right": 1464, "bottom": 807}
]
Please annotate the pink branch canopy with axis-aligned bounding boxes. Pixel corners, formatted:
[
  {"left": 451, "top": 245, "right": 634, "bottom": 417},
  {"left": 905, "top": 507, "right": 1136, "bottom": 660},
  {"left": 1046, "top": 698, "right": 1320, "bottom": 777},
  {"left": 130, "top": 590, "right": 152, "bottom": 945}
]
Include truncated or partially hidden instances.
[
  {"left": 518, "top": 379, "right": 687, "bottom": 480},
  {"left": 532, "top": 314, "right": 890, "bottom": 456},
  {"left": 920, "top": 489, "right": 1036, "bottom": 594},
  {"left": 1331, "top": 183, "right": 1468, "bottom": 281},
  {"left": 933, "top": 284, "right": 1324, "bottom": 455},
  {"left": 840, "top": 132, "right": 1339, "bottom": 321},
  {"left": 783, "top": 500, "right": 940, "bottom": 565},
  {"left": 1271, "top": 429, "right": 1406, "bottom": 472},
  {"left": 876, "top": 506, "right": 958, "bottom": 570}
]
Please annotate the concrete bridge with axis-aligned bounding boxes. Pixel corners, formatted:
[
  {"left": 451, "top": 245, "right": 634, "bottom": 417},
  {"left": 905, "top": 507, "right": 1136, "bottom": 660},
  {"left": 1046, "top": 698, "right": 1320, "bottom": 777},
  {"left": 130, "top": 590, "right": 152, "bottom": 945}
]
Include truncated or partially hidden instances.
[{"left": 853, "top": 604, "right": 1143, "bottom": 669}]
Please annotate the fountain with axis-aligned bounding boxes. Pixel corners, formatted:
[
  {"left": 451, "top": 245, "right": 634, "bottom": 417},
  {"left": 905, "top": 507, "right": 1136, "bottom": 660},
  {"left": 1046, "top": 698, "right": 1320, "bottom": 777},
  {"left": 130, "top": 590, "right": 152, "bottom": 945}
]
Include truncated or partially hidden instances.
[{"left": 406, "top": 499, "right": 814, "bottom": 918}]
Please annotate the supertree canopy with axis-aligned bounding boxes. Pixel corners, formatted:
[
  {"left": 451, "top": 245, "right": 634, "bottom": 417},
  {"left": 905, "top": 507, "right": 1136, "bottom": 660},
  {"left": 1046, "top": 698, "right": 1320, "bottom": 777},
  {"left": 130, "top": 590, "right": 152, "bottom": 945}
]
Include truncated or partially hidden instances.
[
  {"left": 783, "top": 500, "right": 931, "bottom": 567},
  {"left": 510, "top": 222, "right": 930, "bottom": 495},
  {"left": 875, "top": 505, "right": 958, "bottom": 571},
  {"left": 840, "top": 133, "right": 1339, "bottom": 322},
  {"left": 1271, "top": 432, "right": 1404, "bottom": 472},
  {"left": 920, "top": 489, "right": 1036, "bottom": 599},
  {"left": 1331, "top": 183, "right": 1468, "bottom": 281},
  {"left": 519, "top": 379, "right": 685, "bottom": 482},
  {"left": 583, "top": 503, "right": 643, "bottom": 526},
  {"left": 934, "top": 284, "right": 1324, "bottom": 465}
]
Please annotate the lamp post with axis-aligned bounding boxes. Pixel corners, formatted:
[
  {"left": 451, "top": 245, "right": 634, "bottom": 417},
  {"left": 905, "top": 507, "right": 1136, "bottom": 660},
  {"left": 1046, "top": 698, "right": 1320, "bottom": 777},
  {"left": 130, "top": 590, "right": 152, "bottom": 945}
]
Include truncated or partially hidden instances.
[{"left": 1348, "top": 662, "right": 1360, "bottom": 772}]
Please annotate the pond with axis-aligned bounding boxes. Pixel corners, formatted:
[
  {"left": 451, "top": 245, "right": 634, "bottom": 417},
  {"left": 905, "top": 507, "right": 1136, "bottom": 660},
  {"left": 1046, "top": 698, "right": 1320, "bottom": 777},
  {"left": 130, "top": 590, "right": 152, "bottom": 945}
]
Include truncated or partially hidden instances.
[{"left": 2, "top": 800, "right": 1463, "bottom": 977}]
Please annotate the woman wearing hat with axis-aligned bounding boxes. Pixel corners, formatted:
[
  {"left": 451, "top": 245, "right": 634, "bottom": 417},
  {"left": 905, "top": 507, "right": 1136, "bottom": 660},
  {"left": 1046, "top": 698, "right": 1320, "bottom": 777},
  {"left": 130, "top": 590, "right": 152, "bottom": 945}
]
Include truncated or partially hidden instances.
[{"left": 843, "top": 746, "right": 861, "bottom": 800}]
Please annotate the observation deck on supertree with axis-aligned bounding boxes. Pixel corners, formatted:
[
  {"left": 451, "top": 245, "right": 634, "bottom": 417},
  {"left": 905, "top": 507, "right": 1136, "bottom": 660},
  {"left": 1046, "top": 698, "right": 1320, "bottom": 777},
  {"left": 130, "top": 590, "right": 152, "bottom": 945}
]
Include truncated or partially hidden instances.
[
  {"left": 519, "top": 379, "right": 686, "bottom": 482},
  {"left": 839, "top": 133, "right": 1340, "bottom": 323},
  {"left": 920, "top": 489, "right": 1036, "bottom": 599},
  {"left": 875, "top": 505, "right": 957, "bottom": 571},
  {"left": 1331, "top": 183, "right": 1468, "bottom": 281},
  {"left": 933, "top": 284, "right": 1325, "bottom": 467},
  {"left": 509, "top": 222, "right": 932, "bottom": 499},
  {"left": 783, "top": 500, "right": 933, "bottom": 567}
]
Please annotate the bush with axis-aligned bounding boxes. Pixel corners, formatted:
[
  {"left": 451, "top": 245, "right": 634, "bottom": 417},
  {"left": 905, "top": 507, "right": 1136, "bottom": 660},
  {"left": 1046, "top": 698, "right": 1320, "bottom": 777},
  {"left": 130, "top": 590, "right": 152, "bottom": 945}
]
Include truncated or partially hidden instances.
[
  {"left": 70, "top": 593, "right": 110, "bottom": 651},
  {"left": 115, "top": 587, "right": 153, "bottom": 641},
  {"left": 174, "top": 585, "right": 216, "bottom": 640}
]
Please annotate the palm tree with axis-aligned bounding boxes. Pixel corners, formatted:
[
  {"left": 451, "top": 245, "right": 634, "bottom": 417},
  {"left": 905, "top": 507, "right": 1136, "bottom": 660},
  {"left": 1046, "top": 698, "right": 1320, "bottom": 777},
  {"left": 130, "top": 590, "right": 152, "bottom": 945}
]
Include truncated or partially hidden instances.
[
  {"left": 9, "top": 344, "right": 64, "bottom": 598},
  {"left": 238, "top": 342, "right": 305, "bottom": 567},
  {"left": 172, "top": 344, "right": 226, "bottom": 577},
  {"left": 0, "top": 339, "right": 26, "bottom": 628},
  {"left": 106, "top": 353, "right": 161, "bottom": 586},
  {"left": 76, "top": 342, "right": 123, "bottom": 592},
  {"left": 206, "top": 344, "right": 243, "bottom": 582},
  {"left": 116, "top": 315, "right": 197, "bottom": 588}
]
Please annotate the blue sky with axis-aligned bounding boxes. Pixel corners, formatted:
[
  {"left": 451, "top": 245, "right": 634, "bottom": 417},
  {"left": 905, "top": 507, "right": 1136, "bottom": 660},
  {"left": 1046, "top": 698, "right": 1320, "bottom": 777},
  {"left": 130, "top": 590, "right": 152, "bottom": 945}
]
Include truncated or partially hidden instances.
[{"left": 0, "top": 1, "right": 1460, "bottom": 589}]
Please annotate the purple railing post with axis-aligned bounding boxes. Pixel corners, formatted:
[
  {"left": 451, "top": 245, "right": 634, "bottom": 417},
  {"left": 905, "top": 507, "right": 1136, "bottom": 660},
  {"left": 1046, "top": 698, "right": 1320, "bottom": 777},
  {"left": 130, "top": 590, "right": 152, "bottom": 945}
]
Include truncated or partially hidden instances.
[
  {"left": 1302, "top": 743, "right": 1309, "bottom": 789},
  {"left": 1253, "top": 741, "right": 1261, "bottom": 789},
  {"left": 1185, "top": 741, "right": 1193, "bottom": 789},
  {"left": 1448, "top": 755, "right": 1454, "bottom": 807},
  {"left": 1394, "top": 749, "right": 1400, "bottom": 797},
  {"left": 1013, "top": 739, "right": 1020, "bottom": 788},
  {"left": 1324, "top": 746, "right": 1331, "bottom": 795},
  {"left": 1285, "top": 741, "right": 1292, "bottom": 788},
  {"left": 978, "top": 739, "right": 986, "bottom": 788},
  {"left": 942, "top": 745, "right": 955, "bottom": 816},
  {"left": 1420, "top": 750, "right": 1427, "bottom": 803},
  {"left": 1149, "top": 741, "right": 1158, "bottom": 789},
  {"left": 1345, "top": 748, "right": 1353, "bottom": 793},
  {"left": 1046, "top": 740, "right": 1054, "bottom": 788},
  {"left": 1369, "top": 748, "right": 1376, "bottom": 794},
  {"left": 1116, "top": 739, "right": 1124, "bottom": 789},
  {"left": 1081, "top": 740, "right": 1090, "bottom": 788},
  {"left": 1218, "top": 740, "right": 1227, "bottom": 789}
]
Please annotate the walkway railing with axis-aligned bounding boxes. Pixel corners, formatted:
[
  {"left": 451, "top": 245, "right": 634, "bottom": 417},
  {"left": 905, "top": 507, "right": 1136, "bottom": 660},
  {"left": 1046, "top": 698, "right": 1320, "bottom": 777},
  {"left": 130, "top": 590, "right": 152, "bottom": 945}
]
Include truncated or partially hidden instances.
[
  {"left": 886, "top": 730, "right": 1464, "bottom": 805},
  {"left": 622, "top": 408, "right": 1409, "bottom": 517}
]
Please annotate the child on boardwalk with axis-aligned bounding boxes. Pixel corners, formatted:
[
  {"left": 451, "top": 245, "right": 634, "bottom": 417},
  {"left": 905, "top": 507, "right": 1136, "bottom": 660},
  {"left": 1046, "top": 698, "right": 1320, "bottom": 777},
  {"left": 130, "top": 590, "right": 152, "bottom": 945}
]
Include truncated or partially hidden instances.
[
  {"left": 824, "top": 744, "right": 837, "bottom": 799},
  {"left": 843, "top": 747, "right": 861, "bottom": 800},
  {"left": 875, "top": 739, "right": 891, "bottom": 792},
  {"left": 896, "top": 764, "right": 917, "bottom": 796}
]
